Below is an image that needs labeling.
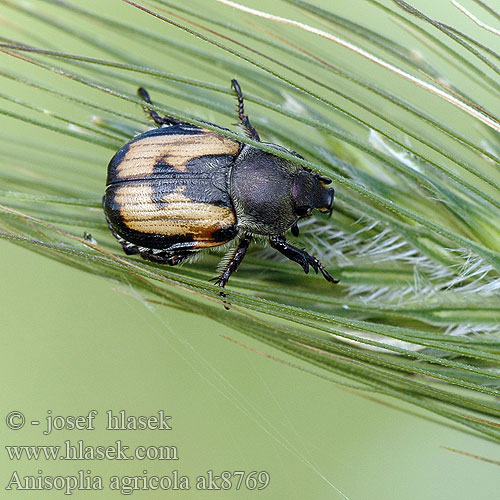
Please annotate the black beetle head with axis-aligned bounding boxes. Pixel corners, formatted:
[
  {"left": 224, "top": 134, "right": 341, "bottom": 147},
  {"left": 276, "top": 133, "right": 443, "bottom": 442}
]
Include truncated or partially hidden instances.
[{"left": 292, "top": 170, "right": 334, "bottom": 219}]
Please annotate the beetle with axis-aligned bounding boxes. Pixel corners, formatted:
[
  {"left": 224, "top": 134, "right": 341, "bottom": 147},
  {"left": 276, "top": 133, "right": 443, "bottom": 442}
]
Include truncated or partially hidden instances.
[{"left": 103, "top": 79, "right": 338, "bottom": 289}]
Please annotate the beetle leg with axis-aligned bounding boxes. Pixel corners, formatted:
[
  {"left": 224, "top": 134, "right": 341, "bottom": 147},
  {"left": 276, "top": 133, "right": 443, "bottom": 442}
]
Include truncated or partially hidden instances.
[
  {"left": 121, "top": 241, "right": 140, "bottom": 256},
  {"left": 137, "top": 87, "right": 182, "bottom": 127},
  {"left": 137, "top": 248, "right": 190, "bottom": 266},
  {"left": 269, "top": 235, "right": 339, "bottom": 284},
  {"left": 231, "top": 79, "right": 261, "bottom": 141},
  {"left": 105, "top": 219, "right": 141, "bottom": 256},
  {"left": 214, "top": 233, "right": 253, "bottom": 289}
]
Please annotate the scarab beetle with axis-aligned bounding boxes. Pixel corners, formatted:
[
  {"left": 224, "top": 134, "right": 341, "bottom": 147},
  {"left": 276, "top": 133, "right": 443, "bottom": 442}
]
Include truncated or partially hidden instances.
[{"left": 103, "top": 79, "right": 338, "bottom": 288}]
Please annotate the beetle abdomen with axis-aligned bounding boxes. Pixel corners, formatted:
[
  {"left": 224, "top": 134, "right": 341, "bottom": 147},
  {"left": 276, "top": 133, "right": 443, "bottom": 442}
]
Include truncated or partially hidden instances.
[{"left": 104, "top": 125, "right": 240, "bottom": 251}]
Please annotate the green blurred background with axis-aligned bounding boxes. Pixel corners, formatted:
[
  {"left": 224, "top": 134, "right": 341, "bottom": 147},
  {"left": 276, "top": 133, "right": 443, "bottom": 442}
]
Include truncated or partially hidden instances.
[{"left": 1, "top": 0, "right": 500, "bottom": 498}]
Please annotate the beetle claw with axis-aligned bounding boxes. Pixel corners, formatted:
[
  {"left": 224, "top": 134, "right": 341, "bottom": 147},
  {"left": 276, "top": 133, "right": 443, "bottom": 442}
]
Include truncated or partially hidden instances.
[{"left": 269, "top": 235, "right": 338, "bottom": 284}]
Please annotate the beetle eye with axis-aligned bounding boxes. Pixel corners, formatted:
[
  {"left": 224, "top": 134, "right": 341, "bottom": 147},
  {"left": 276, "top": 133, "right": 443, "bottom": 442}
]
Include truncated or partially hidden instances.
[{"left": 295, "top": 205, "right": 312, "bottom": 217}]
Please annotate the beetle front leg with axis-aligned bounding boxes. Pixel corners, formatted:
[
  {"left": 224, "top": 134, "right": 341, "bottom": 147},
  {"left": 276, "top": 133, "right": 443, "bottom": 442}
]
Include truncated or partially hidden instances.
[
  {"left": 231, "top": 79, "right": 261, "bottom": 141},
  {"left": 269, "top": 235, "right": 339, "bottom": 283},
  {"left": 214, "top": 233, "right": 253, "bottom": 289}
]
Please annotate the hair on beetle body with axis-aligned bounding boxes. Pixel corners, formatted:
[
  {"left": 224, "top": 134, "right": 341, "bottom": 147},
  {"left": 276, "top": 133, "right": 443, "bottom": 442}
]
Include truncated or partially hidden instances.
[{"left": 103, "top": 79, "right": 338, "bottom": 294}]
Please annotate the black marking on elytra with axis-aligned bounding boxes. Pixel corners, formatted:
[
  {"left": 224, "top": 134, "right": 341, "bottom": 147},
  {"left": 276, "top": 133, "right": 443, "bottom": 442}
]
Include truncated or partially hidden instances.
[
  {"left": 134, "top": 124, "right": 205, "bottom": 140},
  {"left": 121, "top": 234, "right": 191, "bottom": 266},
  {"left": 151, "top": 153, "right": 235, "bottom": 209},
  {"left": 106, "top": 142, "right": 130, "bottom": 186}
]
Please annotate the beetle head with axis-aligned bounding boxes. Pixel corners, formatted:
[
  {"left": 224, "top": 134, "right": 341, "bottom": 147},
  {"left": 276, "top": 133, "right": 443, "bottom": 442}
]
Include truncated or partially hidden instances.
[{"left": 292, "top": 170, "right": 334, "bottom": 219}]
